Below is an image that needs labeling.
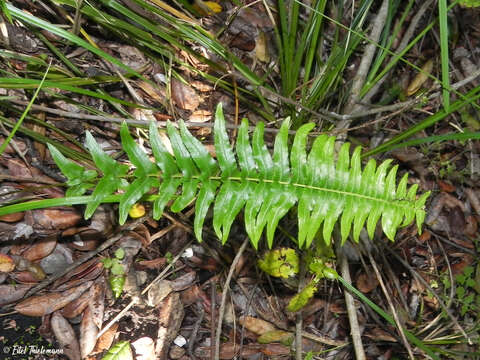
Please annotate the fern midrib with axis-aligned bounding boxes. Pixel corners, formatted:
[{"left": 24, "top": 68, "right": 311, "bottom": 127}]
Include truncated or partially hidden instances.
[{"left": 153, "top": 173, "right": 416, "bottom": 209}]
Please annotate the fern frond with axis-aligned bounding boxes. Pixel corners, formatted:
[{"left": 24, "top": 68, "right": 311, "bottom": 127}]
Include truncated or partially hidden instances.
[{"left": 52, "top": 104, "right": 430, "bottom": 249}]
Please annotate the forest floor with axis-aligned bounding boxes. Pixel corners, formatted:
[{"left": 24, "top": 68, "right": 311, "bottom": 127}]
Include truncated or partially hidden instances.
[{"left": 0, "top": 1, "right": 480, "bottom": 359}]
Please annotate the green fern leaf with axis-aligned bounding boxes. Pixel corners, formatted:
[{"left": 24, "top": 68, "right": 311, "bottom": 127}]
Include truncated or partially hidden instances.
[{"left": 52, "top": 103, "right": 430, "bottom": 249}]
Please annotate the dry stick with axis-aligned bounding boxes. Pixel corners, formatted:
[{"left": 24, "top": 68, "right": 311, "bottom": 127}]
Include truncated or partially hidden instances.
[
  {"left": 188, "top": 301, "right": 205, "bottom": 359},
  {"left": 23, "top": 214, "right": 150, "bottom": 298},
  {"left": 295, "top": 257, "right": 307, "bottom": 360},
  {"left": 338, "top": 0, "right": 390, "bottom": 140},
  {"left": 214, "top": 236, "right": 249, "bottom": 360},
  {"left": 385, "top": 246, "right": 472, "bottom": 344},
  {"left": 366, "top": 250, "right": 414, "bottom": 359},
  {"left": 362, "top": 0, "right": 435, "bottom": 105},
  {"left": 337, "top": 245, "right": 365, "bottom": 360}
]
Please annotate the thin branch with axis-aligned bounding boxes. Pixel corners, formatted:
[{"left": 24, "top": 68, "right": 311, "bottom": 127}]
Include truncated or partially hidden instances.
[
  {"left": 340, "top": 0, "right": 390, "bottom": 131},
  {"left": 214, "top": 237, "right": 249, "bottom": 360},
  {"left": 337, "top": 247, "right": 366, "bottom": 360}
]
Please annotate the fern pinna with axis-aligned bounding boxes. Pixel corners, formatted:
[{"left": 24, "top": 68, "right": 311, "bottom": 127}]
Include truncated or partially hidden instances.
[{"left": 48, "top": 104, "right": 430, "bottom": 249}]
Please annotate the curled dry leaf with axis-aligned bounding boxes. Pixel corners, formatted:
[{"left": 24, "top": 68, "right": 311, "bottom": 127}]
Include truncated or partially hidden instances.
[
  {"left": 53, "top": 258, "right": 101, "bottom": 290},
  {"left": 51, "top": 311, "right": 81, "bottom": 360},
  {"left": 80, "top": 305, "right": 98, "bottom": 359},
  {"left": 238, "top": 316, "right": 277, "bottom": 335},
  {"left": 136, "top": 257, "right": 167, "bottom": 270},
  {"left": 15, "top": 281, "right": 93, "bottom": 316}
]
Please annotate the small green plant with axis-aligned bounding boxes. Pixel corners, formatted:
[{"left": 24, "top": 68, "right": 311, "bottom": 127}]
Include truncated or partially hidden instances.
[
  {"left": 101, "top": 248, "right": 126, "bottom": 299},
  {"left": 259, "top": 246, "right": 337, "bottom": 312},
  {"left": 442, "top": 265, "right": 480, "bottom": 317}
]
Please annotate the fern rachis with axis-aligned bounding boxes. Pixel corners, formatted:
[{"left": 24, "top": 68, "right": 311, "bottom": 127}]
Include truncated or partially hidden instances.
[{"left": 45, "top": 103, "right": 430, "bottom": 249}]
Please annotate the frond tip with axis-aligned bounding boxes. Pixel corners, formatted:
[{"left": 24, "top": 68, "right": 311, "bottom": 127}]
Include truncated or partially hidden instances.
[{"left": 53, "top": 104, "right": 431, "bottom": 249}]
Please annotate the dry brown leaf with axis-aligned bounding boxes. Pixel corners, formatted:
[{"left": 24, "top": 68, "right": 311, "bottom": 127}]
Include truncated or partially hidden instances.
[
  {"left": 80, "top": 305, "right": 98, "bottom": 359},
  {"left": 171, "top": 271, "right": 196, "bottom": 292},
  {"left": 60, "top": 289, "right": 90, "bottom": 319},
  {"left": 0, "top": 212, "right": 24, "bottom": 222},
  {"left": 255, "top": 30, "right": 270, "bottom": 62},
  {"left": 137, "top": 257, "right": 167, "bottom": 270},
  {"left": 406, "top": 59, "right": 433, "bottom": 96},
  {"left": 132, "top": 337, "right": 156, "bottom": 360},
  {"left": 189, "top": 109, "right": 212, "bottom": 123},
  {"left": 32, "top": 208, "right": 82, "bottom": 230},
  {"left": 93, "top": 322, "right": 118, "bottom": 353},
  {"left": 171, "top": 78, "right": 201, "bottom": 111},
  {"left": 356, "top": 270, "right": 379, "bottom": 293},
  {"left": 89, "top": 278, "right": 106, "bottom": 330},
  {"left": 15, "top": 281, "right": 92, "bottom": 316},
  {"left": 156, "top": 292, "right": 184, "bottom": 360},
  {"left": 22, "top": 236, "right": 57, "bottom": 261},
  {"left": 51, "top": 311, "right": 81, "bottom": 360},
  {"left": 0, "top": 253, "right": 15, "bottom": 272},
  {"left": 238, "top": 316, "right": 277, "bottom": 335},
  {"left": 364, "top": 327, "right": 397, "bottom": 342},
  {"left": 0, "top": 284, "right": 31, "bottom": 306},
  {"left": 147, "top": 280, "right": 173, "bottom": 307}
]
